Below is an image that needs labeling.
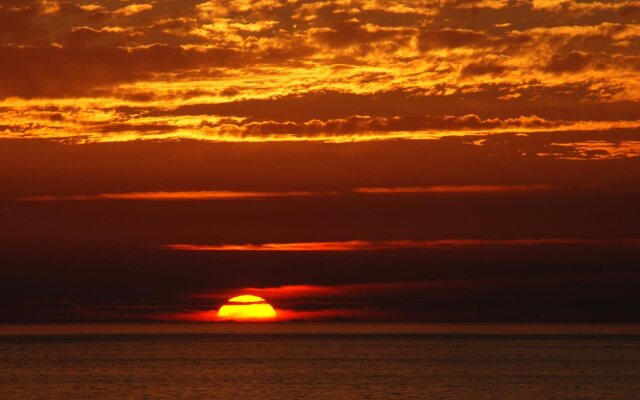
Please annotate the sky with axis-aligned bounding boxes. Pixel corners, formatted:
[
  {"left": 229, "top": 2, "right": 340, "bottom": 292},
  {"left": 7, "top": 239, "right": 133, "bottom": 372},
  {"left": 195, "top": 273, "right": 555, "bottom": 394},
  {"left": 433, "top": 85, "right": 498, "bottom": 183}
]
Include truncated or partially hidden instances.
[{"left": 1, "top": 0, "right": 640, "bottom": 323}]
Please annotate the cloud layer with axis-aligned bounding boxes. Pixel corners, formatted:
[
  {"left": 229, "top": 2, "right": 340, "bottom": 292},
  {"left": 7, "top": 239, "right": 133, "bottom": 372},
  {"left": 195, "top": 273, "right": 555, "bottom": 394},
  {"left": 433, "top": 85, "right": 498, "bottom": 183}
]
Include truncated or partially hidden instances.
[{"left": 0, "top": 0, "right": 638, "bottom": 154}]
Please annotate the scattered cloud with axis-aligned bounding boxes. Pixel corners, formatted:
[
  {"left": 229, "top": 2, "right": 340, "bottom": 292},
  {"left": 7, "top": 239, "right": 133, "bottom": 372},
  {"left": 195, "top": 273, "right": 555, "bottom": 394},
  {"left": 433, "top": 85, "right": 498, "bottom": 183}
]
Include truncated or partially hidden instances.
[
  {"left": 540, "top": 140, "right": 640, "bottom": 160},
  {"left": 113, "top": 3, "right": 153, "bottom": 17},
  {"left": 419, "top": 28, "right": 488, "bottom": 51},
  {"left": 0, "top": 0, "right": 638, "bottom": 143}
]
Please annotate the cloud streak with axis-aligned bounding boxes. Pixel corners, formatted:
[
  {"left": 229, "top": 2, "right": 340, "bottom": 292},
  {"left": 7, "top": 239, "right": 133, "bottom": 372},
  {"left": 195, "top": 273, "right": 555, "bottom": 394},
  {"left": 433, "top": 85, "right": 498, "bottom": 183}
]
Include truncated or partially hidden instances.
[
  {"left": 15, "top": 184, "right": 559, "bottom": 202},
  {"left": 17, "top": 190, "right": 320, "bottom": 202},
  {"left": 352, "top": 184, "right": 554, "bottom": 194},
  {"left": 176, "top": 270, "right": 640, "bottom": 322},
  {"left": 163, "top": 238, "right": 640, "bottom": 252}
]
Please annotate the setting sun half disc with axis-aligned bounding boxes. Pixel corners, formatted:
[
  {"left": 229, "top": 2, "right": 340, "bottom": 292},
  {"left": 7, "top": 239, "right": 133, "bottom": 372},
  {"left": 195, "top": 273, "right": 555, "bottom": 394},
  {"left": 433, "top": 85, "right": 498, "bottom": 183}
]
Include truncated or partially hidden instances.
[{"left": 217, "top": 295, "right": 277, "bottom": 321}]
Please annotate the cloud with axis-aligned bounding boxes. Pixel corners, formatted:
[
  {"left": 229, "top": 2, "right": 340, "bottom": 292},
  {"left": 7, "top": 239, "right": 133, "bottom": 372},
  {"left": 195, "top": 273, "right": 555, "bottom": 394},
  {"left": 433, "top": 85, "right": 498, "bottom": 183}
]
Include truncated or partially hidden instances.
[
  {"left": 113, "top": 3, "right": 153, "bottom": 17},
  {"left": 64, "top": 26, "right": 143, "bottom": 46},
  {"left": 180, "top": 270, "right": 640, "bottom": 321},
  {"left": 540, "top": 140, "right": 640, "bottom": 160},
  {"left": 17, "top": 190, "right": 320, "bottom": 202},
  {"left": 0, "top": 2, "right": 639, "bottom": 140},
  {"left": 418, "top": 28, "right": 488, "bottom": 50},
  {"left": 352, "top": 184, "right": 555, "bottom": 194},
  {"left": 14, "top": 184, "right": 554, "bottom": 202},
  {"left": 3, "top": 100, "right": 639, "bottom": 142},
  {"left": 531, "top": 0, "right": 640, "bottom": 16},
  {"left": 311, "top": 20, "right": 413, "bottom": 49},
  {"left": 163, "top": 238, "right": 640, "bottom": 251},
  {"left": 461, "top": 60, "right": 510, "bottom": 76},
  {"left": 161, "top": 84, "right": 640, "bottom": 125},
  {"left": 196, "top": 0, "right": 282, "bottom": 18},
  {"left": 77, "top": 4, "right": 106, "bottom": 13},
  {"left": 235, "top": 114, "right": 562, "bottom": 137},
  {"left": 0, "top": 44, "right": 239, "bottom": 98},
  {"left": 454, "top": 0, "right": 508, "bottom": 9},
  {"left": 544, "top": 51, "right": 594, "bottom": 73}
]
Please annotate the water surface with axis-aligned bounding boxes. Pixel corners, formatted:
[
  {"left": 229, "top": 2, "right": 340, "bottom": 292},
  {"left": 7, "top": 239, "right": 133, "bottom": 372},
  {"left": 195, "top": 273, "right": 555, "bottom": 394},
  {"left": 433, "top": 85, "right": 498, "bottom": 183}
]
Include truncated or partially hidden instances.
[{"left": 2, "top": 324, "right": 639, "bottom": 399}]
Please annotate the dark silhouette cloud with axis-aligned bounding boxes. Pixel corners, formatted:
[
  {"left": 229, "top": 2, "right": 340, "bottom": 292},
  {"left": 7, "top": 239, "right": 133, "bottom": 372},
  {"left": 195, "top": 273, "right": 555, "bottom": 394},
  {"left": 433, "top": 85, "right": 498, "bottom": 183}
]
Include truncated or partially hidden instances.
[
  {"left": 419, "top": 28, "right": 488, "bottom": 50},
  {"left": 0, "top": 44, "right": 239, "bottom": 98},
  {"left": 544, "top": 51, "right": 594, "bottom": 73}
]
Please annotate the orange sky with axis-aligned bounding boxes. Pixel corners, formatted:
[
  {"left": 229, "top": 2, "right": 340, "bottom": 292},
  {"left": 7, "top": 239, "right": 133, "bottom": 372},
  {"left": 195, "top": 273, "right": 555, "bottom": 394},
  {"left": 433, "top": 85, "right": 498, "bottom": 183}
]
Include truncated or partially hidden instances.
[{"left": 1, "top": 0, "right": 640, "bottom": 323}]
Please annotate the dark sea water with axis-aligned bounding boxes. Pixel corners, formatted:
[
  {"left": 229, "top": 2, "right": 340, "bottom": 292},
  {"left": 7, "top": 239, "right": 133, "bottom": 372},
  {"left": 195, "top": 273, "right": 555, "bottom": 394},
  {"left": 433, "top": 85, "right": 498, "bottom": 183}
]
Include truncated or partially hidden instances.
[{"left": 2, "top": 324, "right": 640, "bottom": 399}]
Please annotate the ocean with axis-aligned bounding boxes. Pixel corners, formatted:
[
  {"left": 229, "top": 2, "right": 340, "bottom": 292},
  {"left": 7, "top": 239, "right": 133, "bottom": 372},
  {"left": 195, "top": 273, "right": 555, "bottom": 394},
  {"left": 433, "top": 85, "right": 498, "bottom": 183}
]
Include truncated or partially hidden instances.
[{"left": 2, "top": 324, "right": 640, "bottom": 399}]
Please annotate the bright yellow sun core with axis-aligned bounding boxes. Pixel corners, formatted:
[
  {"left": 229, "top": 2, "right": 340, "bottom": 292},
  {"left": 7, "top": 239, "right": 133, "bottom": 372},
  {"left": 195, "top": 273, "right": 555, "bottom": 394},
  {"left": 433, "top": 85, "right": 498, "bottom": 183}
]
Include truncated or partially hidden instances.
[{"left": 217, "top": 295, "right": 277, "bottom": 321}]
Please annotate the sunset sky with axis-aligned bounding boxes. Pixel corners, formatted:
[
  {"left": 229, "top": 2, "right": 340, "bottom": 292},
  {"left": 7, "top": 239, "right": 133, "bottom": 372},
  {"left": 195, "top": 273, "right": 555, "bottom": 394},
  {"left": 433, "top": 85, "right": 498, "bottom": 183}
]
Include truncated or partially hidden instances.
[{"left": 1, "top": 0, "right": 640, "bottom": 323}]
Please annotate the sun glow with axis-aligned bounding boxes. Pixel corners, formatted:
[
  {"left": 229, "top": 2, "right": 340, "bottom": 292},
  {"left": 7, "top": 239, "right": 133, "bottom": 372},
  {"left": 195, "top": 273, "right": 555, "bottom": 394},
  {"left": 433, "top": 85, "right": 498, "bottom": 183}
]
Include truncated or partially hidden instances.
[{"left": 217, "top": 295, "right": 277, "bottom": 321}]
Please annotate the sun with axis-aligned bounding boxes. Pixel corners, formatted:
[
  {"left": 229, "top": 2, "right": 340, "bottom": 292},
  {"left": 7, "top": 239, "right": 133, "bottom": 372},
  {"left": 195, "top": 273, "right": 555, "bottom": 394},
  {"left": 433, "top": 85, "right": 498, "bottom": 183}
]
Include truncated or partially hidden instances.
[{"left": 217, "top": 295, "right": 277, "bottom": 321}]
